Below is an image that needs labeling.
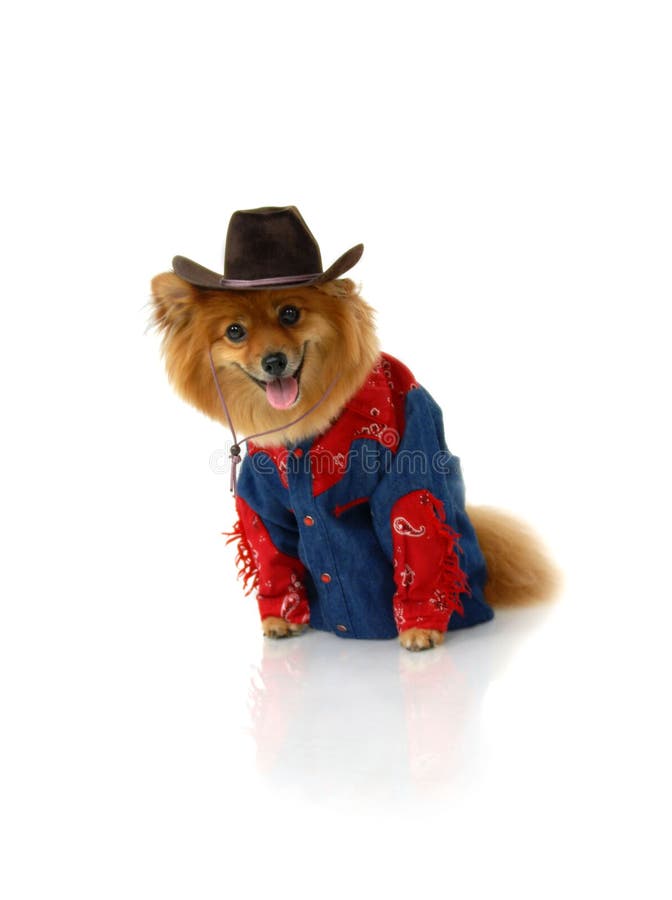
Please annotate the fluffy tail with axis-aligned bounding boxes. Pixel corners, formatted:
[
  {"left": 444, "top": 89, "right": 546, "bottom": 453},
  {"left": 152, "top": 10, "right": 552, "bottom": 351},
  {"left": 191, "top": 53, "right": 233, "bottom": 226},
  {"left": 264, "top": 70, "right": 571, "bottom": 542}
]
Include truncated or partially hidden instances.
[{"left": 467, "top": 506, "right": 560, "bottom": 607}]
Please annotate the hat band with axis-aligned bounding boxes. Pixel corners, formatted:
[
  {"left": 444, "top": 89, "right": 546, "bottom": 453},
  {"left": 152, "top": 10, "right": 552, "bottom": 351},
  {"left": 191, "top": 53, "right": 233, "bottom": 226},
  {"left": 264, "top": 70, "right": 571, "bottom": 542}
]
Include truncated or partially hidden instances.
[{"left": 219, "top": 272, "right": 321, "bottom": 288}]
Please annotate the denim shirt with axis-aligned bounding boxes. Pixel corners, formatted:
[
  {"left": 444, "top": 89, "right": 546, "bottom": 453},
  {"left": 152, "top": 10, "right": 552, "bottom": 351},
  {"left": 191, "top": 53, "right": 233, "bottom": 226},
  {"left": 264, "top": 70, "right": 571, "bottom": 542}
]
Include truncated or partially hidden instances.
[{"left": 233, "top": 354, "right": 493, "bottom": 639}]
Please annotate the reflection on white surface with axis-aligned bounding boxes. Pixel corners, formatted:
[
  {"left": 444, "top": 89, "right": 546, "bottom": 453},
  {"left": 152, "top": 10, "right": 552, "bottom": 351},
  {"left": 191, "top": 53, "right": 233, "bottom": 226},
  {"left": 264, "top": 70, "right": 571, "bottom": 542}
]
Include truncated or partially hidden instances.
[{"left": 246, "top": 605, "right": 554, "bottom": 812}]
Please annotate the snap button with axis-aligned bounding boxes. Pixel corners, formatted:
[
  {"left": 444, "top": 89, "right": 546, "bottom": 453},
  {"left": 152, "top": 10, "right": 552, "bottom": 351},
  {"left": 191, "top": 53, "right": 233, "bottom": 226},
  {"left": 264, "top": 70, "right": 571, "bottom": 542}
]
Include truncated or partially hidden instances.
[
  {"left": 303, "top": 515, "right": 314, "bottom": 527},
  {"left": 294, "top": 448, "right": 304, "bottom": 458},
  {"left": 336, "top": 624, "right": 348, "bottom": 632},
  {"left": 320, "top": 573, "right": 332, "bottom": 583}
]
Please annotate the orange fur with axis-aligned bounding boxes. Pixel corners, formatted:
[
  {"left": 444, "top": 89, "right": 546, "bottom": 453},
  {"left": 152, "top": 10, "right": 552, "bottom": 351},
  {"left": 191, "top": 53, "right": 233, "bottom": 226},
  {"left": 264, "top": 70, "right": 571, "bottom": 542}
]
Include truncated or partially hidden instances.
[
  {"left": 150, "top": 273, "right": 380, "bottom": 446},
  {"left": 466, "top": 506, "right": 560, "bottom": 607},
  {"left": 398, "top": 628, "right": 444, "bottom": 651},
  {"left": 262, "top": 617, "right": 307, "bottom": 638},
  {"left": 151, "top": 274, "right": 559, "bottom": 645}
]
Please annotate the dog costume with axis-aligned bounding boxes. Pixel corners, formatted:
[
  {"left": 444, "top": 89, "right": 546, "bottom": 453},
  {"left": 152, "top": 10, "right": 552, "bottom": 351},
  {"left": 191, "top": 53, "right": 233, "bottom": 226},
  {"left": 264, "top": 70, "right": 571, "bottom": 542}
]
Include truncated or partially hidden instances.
[{"left": 175, "top": 207, "right": 494, "bottom": 639}]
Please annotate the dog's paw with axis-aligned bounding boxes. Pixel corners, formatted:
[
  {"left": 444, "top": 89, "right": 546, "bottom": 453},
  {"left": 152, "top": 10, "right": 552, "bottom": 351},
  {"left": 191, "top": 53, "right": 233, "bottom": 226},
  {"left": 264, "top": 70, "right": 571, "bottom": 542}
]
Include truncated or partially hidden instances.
[
  {"left": 262, "top": 617, "right": 307, "bottom": 639},
  {"left": 399, "top": 628, "right": 444, "bottom": 652}
]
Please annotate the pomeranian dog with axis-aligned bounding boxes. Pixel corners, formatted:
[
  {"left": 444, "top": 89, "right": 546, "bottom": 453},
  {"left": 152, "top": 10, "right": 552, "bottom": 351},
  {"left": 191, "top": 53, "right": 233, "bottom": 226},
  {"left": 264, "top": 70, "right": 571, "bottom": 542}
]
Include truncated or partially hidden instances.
[{"left": 151, "top": 206, "right": 556, "bottom": 650}]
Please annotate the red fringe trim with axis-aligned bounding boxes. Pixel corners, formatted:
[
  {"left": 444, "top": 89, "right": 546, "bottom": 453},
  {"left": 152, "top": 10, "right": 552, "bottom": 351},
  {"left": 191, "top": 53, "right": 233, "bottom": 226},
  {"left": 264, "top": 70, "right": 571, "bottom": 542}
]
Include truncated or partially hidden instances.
[
  {"left": 429, "top": 496, "right": 470, "bottom": 617},
  {"left": 223, "top": 519, "right": 259, "bottom": 595}
]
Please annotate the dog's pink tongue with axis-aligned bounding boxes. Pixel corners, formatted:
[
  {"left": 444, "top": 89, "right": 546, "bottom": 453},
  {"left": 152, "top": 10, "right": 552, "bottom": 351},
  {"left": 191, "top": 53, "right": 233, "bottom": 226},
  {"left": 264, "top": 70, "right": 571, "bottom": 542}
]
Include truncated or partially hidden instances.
[{"left": 266, "top": 376, "right": 299, "bottom": 410}]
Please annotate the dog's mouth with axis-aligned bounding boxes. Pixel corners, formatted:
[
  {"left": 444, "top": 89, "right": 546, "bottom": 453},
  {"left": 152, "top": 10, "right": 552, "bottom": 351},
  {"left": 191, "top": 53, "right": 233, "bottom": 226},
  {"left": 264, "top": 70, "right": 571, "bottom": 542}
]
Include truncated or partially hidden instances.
[{"left": 239, "top": 344, "right": 307, "bottom": 411}]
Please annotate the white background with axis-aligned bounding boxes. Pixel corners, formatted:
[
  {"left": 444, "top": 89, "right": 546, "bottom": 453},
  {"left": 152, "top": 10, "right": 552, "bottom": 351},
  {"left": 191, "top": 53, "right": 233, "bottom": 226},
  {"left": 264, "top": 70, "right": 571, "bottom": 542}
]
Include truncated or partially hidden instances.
[{"left": 1, "top": 1, "right": 670, "bottom": 897}]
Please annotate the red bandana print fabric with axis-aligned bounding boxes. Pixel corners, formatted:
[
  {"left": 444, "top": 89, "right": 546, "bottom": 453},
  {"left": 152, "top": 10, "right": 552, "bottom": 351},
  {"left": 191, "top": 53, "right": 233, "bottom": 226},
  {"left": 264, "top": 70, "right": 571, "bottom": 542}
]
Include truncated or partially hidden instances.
[{"left": 390, "top": 489, "right": 470, "bottom": 633}]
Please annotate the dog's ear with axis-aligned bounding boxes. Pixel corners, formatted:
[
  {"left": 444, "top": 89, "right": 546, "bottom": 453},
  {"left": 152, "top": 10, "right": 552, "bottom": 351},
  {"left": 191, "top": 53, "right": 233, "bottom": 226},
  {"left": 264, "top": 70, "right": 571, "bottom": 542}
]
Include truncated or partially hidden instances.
[
  {"left": 151, "top": 272, "right": 198, "bottom": 332},
  {"left": 315, "top": 277, "right": 357, "bottom": 299}
]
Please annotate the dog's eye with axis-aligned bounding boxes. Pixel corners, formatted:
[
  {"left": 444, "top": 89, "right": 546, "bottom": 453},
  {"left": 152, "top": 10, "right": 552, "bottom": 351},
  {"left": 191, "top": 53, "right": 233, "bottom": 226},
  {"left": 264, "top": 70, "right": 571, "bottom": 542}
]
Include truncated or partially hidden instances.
[
  {"left": 226, "top": 323, "right": 247, "bottom": 342},
  {"left": 279, "top": 305, "right": 300, "bottom": 326}
]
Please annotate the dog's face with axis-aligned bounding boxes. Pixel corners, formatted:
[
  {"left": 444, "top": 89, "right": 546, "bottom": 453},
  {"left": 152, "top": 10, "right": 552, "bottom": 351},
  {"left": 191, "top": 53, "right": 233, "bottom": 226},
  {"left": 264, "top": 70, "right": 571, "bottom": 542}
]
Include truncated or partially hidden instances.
[{"left": 151, "top": 275, "right": 380, "bottom": 445}]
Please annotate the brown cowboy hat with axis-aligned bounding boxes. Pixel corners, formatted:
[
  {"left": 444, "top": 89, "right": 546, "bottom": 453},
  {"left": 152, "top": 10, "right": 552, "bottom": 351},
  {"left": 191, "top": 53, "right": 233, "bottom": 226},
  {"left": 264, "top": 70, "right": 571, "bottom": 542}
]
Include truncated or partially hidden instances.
[{"left": 172, "top": 205, "right": 363, "bottom": 291}]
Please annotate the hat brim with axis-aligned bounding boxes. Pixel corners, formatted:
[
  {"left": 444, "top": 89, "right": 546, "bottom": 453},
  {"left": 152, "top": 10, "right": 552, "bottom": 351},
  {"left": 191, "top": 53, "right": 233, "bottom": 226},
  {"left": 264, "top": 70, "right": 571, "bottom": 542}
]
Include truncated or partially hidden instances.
[{"left": 172, "top": 243, "right": 363, "bottom": 291}]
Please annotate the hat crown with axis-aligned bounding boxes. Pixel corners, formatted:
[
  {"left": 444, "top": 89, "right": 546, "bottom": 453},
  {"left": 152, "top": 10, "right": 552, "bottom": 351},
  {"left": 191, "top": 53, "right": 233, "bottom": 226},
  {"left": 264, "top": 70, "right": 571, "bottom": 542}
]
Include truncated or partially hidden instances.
[
  {"left": 171, "top": 205, "right": 363, "bottom": 291},
  {"left": 224, "top": 206, "right": 323, "bottom": 281}
]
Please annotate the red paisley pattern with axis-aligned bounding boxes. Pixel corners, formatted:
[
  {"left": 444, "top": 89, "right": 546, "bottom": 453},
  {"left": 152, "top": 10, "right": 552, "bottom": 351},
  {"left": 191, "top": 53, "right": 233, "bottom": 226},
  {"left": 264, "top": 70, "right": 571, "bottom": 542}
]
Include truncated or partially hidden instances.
[
  {"left": 247, "top": 354, "right": 418, "bottom": 497},
  {"left": 390, "top": 489, "right": 470, "bottom": 633},
  {"left": 233, "top": 496, "right": 311, "bottom": 625},
  {"left": 310, "top": 354, "right": 417, "bottom": 495}
]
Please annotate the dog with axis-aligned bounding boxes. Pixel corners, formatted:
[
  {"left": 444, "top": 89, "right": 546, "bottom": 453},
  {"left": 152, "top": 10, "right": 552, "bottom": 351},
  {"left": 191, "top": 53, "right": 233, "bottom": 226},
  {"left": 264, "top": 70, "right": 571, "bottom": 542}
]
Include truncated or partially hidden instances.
[{"left": 151, "top": 207, "right": 556, "bottom": 650}]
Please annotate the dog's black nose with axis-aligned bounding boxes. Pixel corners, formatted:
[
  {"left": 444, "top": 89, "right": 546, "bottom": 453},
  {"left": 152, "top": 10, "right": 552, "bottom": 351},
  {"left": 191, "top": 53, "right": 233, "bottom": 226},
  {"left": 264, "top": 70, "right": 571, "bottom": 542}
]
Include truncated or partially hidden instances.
[{"left": 261, "top": 352, "right": 288, "bottom": 377}]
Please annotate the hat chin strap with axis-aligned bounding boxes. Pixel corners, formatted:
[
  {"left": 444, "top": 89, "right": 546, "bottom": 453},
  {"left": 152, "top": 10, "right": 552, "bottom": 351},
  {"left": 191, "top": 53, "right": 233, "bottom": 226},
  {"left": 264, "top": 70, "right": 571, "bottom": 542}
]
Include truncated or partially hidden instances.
[{"left": 207, "top": 347, "right": 339, "bottom": 495}]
